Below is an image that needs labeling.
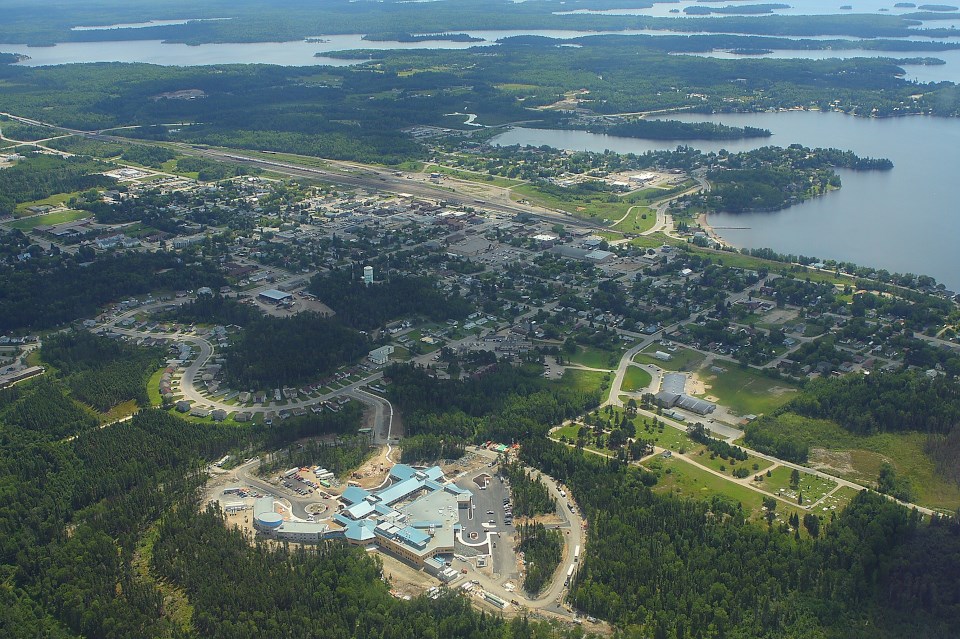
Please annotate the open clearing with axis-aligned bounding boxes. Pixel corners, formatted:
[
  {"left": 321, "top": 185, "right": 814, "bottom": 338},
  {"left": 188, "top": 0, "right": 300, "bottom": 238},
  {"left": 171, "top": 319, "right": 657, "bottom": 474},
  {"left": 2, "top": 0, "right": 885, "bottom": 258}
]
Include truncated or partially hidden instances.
[
  {"left": 695, "top": 361, "right": 797, "bottom": 416},
  {"left": 9, "top": 208, "right": 89, "bottom": 229},
  {"left": 753, "top": 414, "right": 960, "bottom": 511},
  {"left": 755, "top": 465, "right": 838, "bottom": 507},
  {"left": 621, "top": 365, "right": 653, "bottom": 392},
  {"left": 633, "top": 343, "right": 705, "bottom": 372}
]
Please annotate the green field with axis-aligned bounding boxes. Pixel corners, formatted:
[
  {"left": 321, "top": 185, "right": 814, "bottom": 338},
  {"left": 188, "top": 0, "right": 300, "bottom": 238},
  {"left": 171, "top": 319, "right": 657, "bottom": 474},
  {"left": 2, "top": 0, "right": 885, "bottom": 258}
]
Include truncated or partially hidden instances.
[
  {"left": 696, "top": 361, "right": 798, "bottom": 416},
  {"left": 612, "top": 205, "right": 656, "bottom": 234},
  {"left": 146, "top": 368, "right": 164, "bottom": 407},
  {"left": 689, "top": 447, "right": 773, "bottom": 477},
  {"left": 425, "top": 164, "right": 523, "bottom": 188},
  {"left": 643, "top": 456, "right": 812, "bottom": 527},
  {"left": 687, "top": 246, "right": 850, "bottom": 287},
  {"left": 557, "top": 368, "right": 609, "bottom": 395},
  {"left": 753, "top": 414, "right": 960, "bottom": 511},
  {"left": 634, "top": 343, "right": 705, "bottom": 372},
  {"left": 636, "top": 420, "right": 699, "bottom": 453},
  {"left": 567, "top": 345, "right": 619, "bottom": 370},
  {"left": 8, "top": 208, "right": 90, "bottom": 229},
  {"left": 14, "top": 192, "right": 85, "bottom": 216},
  {"left": 511, "top": 184, "right": 632, "bottom": 224},
  {"left": 755, "top": 465, "right": 838, "bottom": 507},
  {"left": 629, "top": 232, "right": 683, "bottom": 250},
  {"left": 621, "top": 365, "right": 653, "bottom": 392}
]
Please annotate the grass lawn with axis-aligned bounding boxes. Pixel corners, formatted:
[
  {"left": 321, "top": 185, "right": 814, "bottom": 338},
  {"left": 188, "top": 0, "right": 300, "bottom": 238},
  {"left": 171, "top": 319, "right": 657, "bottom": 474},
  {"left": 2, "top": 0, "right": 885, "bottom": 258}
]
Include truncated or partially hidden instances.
[
  {"left": 612, "top": 206, "right": 656, "bottom": 234},
  {"left": 635, "top": 419, "right": 699, "bottom": 452},
  {"left": 551, "top": 424, "right": 616, "bottom": 458},
  {"left": 567, "top": 345, "right": 619, "bottom": 369},
  {"left": 553, "top": 423, "right": 582, "bottom": 441},
  {"left": 686, "top": 246, "right": 849, "bottom": 287},
  {"left": 425, "top": 164, "right": 523, "bottom": 188},
  {"left": 100, "top": 399, "right": 140, "bottom": 424},
  {"left": 511, "top": 184, "right": 632, "bottom": 224},
  {"left": 621, "top": 365, "right": 653, "bottom": 392},
  {"left": 629, "top": 233, "right": 683, "bottom": 250},
  {"left": 14, "top": 192, "right": 85, "bottom": 216},
  {"left": 8, "top": 208, "right": 90, "bottom": 229},
  {"left": 696, "top": 361, "right": 798, "bottom": 416},
  {"left": 634, "top": 343, "right": 705, "bottom": 372},
  {"left": 146, "top": 368, "right": 164, "bottom": 407},
  {"left": 688, "top": 448, "right": 774, "bottom": 477},
  {"left": 755, "top": 465, "right": 837, "bottom": 507},
  {"left": 756, "top": 414, "right": 960, "bottom": 511},
  {"left": 556, "top": 369, "right": 609, "bottom": 395},
  {"left": 391, "top": 346, "right": 411, "bottom": 361},
  {"left": 643, "top": 456, "right": 812, "bottom": 526}
]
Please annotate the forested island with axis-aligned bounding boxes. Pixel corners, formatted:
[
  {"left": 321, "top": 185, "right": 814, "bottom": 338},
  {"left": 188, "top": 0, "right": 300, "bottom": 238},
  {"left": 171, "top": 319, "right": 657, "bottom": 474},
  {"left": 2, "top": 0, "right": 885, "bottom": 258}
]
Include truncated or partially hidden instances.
[
  {"left": 699, "top": 145, "right": 893, "bottom": 213},
  {"left": 684, "top": 3, "right": 792, "bottom": 15},
  {"left": 362, "top": 32, "right": 483, "bottom": 43},
  {"left": 592, "top": 119, "right": 772, "bottom": 141}
]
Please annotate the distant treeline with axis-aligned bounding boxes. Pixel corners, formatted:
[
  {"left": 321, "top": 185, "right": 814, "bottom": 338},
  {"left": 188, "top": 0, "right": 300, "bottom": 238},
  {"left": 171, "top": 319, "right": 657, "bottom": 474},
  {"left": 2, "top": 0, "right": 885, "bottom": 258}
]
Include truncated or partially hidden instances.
[
  {"left": 362, "top": 32, "right": 482, "bottom": 43},
  {"left": 596, "top": 119, "right": 772, "bottom": 140},
  {"left": 0, "top": 250, "right": 226, "bottom": 332}
]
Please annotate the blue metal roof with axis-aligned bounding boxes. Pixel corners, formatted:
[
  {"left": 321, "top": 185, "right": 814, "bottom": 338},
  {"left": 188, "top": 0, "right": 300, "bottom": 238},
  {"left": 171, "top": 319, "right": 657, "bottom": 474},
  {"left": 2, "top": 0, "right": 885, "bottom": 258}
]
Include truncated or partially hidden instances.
[
  {"left": 376, "top": 477, "right": 424, "bottom": 506},
  {"left": 388, "top": 464, "right": 417, "bottom": 481},
  {"left": 344, "top": 501, "right": 375, "bottom": 519},
  {"left": 395, "top": 526, "right": 430, "bottom": 549},
  {"left": 341, "top": 486, "right": 371, "bottom": 505},
  {"left": 343, "top": 519, "right": 376, "bottom": 542}
]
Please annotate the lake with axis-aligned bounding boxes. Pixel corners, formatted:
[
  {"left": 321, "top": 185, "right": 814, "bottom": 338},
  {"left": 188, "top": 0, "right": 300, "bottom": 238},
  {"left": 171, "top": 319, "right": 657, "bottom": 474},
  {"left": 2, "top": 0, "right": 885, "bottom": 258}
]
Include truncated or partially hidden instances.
[
  {"left": 491, "top": 112, "right": 960, "bottom": 289},
  {"left": 556, "top": 0, "right": 955, "bottom": 18},
  {"left": 0, "top": 24, "right": 958, "bottom": 83}
]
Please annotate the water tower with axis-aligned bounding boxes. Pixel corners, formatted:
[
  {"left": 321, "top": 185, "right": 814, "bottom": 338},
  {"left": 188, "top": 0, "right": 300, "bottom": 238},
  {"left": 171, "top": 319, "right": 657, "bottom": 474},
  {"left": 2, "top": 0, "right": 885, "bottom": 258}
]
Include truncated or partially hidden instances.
[{"left": 363, "top": 265, "right": 374, "bottom": 286}]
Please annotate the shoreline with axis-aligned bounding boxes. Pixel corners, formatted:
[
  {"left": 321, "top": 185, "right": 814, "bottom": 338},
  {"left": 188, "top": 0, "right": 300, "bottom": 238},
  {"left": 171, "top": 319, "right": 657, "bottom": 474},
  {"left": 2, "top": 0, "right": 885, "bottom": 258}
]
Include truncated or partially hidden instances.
[{"left": 696, "top": 212, "right": 731, "bottom": 249}]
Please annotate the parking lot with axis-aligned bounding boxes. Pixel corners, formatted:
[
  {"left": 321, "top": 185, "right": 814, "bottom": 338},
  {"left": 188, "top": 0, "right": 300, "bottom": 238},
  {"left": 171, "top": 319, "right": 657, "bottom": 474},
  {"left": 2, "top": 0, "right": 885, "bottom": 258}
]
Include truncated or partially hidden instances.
[{"left": 457, "top": 466, "right": 517, "bottom": 576}]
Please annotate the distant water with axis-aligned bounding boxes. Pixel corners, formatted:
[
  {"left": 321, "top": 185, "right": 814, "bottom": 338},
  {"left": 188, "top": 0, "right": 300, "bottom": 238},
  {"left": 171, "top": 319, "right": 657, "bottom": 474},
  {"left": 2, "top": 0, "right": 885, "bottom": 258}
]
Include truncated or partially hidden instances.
[{"left": 491, "top": 112, "right": 960, "bottom": 288}]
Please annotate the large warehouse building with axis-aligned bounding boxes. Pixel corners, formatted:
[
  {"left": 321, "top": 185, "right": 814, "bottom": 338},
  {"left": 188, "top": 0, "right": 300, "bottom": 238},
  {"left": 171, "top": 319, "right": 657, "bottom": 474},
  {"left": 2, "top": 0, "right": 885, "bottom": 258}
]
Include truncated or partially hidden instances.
[{"left": 655, "top": 373, "right": 716, "bottom": 416}]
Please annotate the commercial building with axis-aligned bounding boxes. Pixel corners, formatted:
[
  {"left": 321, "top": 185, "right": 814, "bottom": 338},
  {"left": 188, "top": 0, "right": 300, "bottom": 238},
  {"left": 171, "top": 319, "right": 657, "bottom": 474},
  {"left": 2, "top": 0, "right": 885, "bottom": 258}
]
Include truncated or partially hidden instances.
[
  {"left": 368, "top": 345, "right": 395, "bottom": 365},
  {"left": 258, "top": 289, "right": 293, "bottom": 304},
  {"left": 655, "top": 372, "right": 716, "bottom": 415}
]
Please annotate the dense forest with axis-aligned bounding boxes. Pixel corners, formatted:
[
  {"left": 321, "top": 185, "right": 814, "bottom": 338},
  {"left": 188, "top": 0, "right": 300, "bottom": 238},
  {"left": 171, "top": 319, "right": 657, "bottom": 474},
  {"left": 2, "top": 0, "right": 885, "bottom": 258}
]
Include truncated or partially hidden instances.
[
  {"left": 0, "top": 248, "right": 226, "bottom": 332},
  {"left": 702, "top": 145, "right": 891, "bottom": 213},
  {"left": 400, "top": 433, "right": 468, "bottom": 464},
  {"left": 41, "top": 330, "right": 163, "bottom": 412},
  {"left": 309, "top": 271, "right": 471, "bottom": 331},
  {"left": 522, "top": 437, "right": 960, "bottom": 638},
  {"left": 517, "top": 522, "right": 564, "bottom": 595},
  {"left": 165, "top": 293, "right": 262, "bottom": 327},
  {"left": 0, "top": 351, "right": 588, "bottom": 639},
  {"left": 0, "top": 32, "right": 954, "bottom": 170},
  {"left": 223, "top": 312, "right": 369, "bottom": 389},
  {"left": 745, "top": 369, "right": 960, "bottom": 464},
  {"left": 786, "top": 369, "right": 960, "bottom": 435},
  {"left": 502, "top": 459, "right": 557, "bottom": 518},
  {"left": 599, "top": 120, "right": 771, "bottom": 141},
  {"left": 386, "top": 362, "right": 601, "bottom": 444},
  {"left": 0, "top": 153, "right": 113, "bottom": 215}
]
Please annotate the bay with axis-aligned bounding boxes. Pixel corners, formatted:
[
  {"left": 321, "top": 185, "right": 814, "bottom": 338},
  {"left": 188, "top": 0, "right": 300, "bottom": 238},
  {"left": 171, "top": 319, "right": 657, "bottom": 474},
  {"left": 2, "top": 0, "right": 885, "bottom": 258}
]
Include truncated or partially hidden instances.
[{"left": 491, "top": 112, "right": 960, "bottom": 288}]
